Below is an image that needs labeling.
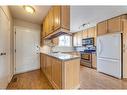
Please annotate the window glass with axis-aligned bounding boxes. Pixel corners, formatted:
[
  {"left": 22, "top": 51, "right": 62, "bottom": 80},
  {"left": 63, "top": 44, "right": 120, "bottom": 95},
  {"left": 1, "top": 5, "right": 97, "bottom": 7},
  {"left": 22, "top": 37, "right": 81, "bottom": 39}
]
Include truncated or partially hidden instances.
[{"left": 59, "top": 35, "right": 71, "bottom": 46}]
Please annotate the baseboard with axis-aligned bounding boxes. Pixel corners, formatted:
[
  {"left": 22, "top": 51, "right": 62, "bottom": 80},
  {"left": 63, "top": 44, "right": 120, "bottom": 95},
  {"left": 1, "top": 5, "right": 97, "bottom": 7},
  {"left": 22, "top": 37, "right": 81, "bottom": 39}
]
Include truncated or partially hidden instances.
[
  {"left": 8, "top": 74, "right": 13, "bottom": 83},
  {"left": 15, "top": 67, "right": 40, "bottom": 75},
  {"left": 73, "top": 84, "right": 80, "bottom": 89}
]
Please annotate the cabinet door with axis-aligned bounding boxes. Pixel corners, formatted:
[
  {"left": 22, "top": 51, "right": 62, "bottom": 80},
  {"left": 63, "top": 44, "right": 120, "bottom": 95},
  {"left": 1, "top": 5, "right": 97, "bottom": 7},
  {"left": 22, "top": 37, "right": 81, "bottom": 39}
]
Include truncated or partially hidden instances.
[
  {"left": 42, "top": 19, "right": 46, "bottom": 38},
  {"left": 52, "top": 59, "right": 62, "bottom": 89},
  {"left": 45, "top": 15, "right": 49, "bottom": 36},
  {"left": 77, "top": 32, "right": 82, "bottom": 46},
  {"left": 48, "top": 8, "right": 54, "bottom": 34},
  {"left": 123, "top": 20, "right": 127, "bottom": 77},
  {"left": 92, "top": 54, "right": 97, "bottom": 68},
  {"left": 108, "top": 16, "right": 121, "bottom": 33},
  {"left": 53, "top": 6, "right": 61, "bottom": 31},
  {"left": 40, "top": 54, "right": 46, "bottom": 73},
  {"left": 61, "top": 6, "right": 70, "bottom": 30},
  {"left": 88, "top": 27, "right": 96, "bottom": 38},
  {"left": 82, "top": 29, "right": 88, "bottom": 39},
  {"left": 97, "top": 21, "right": 107, "bottom": 36},
  {"left": 46, "top": 56, "right": 52, "bottom": 81}
]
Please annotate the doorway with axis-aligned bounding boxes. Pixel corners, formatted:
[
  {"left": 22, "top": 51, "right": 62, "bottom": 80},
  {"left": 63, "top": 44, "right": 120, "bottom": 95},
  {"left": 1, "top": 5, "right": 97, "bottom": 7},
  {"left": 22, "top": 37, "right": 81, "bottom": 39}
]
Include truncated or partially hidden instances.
[{"left": 14, "top": 26, "right": 40, "bottom": 74}]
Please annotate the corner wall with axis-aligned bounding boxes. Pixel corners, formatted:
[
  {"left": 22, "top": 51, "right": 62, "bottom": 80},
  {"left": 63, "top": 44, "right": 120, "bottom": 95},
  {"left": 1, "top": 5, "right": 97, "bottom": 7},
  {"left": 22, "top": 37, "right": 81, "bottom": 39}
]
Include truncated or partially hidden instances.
[{"left": 0, "top": 6, "right": 14, "bottom": 82}]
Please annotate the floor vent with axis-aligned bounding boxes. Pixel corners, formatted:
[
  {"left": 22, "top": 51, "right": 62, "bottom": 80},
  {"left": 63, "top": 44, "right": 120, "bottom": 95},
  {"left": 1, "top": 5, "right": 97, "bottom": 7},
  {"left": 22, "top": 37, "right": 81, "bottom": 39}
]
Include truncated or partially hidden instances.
[{"left": 12, "top": 77, "right": 17, "bottom": 82}]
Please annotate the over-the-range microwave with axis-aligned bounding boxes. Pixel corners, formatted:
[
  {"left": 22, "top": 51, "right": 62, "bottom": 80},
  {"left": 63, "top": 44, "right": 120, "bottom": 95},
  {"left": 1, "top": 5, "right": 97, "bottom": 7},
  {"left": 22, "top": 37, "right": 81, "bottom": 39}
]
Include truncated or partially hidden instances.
[{"left": 82, "top": 37, "right": 94, "bottom": 46}]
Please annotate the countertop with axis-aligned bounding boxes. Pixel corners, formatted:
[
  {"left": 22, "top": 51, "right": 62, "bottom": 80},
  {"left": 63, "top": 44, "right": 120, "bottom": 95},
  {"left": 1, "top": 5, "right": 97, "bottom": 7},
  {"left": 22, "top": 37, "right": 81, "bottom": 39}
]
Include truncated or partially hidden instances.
[{"left": 40, "top": 52, "right": 80, "bottom": 61}]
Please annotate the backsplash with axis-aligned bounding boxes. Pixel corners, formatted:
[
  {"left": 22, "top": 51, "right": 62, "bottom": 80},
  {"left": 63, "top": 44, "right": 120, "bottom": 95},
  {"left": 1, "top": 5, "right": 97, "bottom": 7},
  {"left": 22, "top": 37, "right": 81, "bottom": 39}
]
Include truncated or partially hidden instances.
[{"left": 40, "top": 39, "right": 74, "bottom": 53}]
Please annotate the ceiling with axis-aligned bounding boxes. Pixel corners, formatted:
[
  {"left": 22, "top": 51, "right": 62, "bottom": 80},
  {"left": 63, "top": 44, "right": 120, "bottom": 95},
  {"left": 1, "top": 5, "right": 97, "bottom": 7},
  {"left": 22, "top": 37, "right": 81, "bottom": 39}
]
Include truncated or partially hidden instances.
[
  {"left": 9, "top": 6, "right": 127, "bottom": 32},
  {"left": 70, "top": 6, "right": 127, "bottom": 32},
  {"left": 9, "top": 6, "right": 51, "bottom": 24}
]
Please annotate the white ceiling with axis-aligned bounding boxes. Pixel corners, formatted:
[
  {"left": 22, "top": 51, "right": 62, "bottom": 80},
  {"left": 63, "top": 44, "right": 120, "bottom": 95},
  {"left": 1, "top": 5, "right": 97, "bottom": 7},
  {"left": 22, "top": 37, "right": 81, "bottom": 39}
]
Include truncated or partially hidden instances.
[
  {"left": 9, "top": 6, "right": 127, "bottom": 32},
  {"left": 70, "top": 6, "right": 127, "bottom": 32},
  {"left": 9, "top": 6, "right": 51, "bottom": 24}
]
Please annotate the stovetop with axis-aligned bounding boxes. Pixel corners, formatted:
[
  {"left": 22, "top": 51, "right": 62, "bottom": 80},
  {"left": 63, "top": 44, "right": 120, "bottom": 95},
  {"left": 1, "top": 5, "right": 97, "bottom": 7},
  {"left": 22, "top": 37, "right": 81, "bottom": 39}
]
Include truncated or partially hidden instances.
[{"left": 80, "top": 50, "right": 96, "bottom": 53}]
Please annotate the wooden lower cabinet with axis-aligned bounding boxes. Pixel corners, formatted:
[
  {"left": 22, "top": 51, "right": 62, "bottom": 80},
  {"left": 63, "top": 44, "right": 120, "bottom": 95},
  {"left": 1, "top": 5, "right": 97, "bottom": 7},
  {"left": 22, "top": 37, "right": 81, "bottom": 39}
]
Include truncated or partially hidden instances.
[
  {"left": 92, "top": 53, "right": 97, "bottom": 69},
  {"left": 52, "top": 58, "right": 62, "bottom": 89},
  {"left": 40, "top": 53, "right": 80, "bottom": 89},
  {"left": 45, "top": 56, "right": 52, "bottom": 81}
]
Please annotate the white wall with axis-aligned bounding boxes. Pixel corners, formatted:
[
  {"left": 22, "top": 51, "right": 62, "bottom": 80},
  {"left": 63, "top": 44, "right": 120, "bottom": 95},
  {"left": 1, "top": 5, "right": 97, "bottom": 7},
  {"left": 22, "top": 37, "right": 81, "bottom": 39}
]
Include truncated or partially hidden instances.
[
  {"left": 14, "top": 19, "right": 40, "bottom": 31},
  {"left": 0, "top": 6, "right": 14, "bottom": 82},
  {"left": 14, "top": 19, "right": 41, "bottom": 73}
]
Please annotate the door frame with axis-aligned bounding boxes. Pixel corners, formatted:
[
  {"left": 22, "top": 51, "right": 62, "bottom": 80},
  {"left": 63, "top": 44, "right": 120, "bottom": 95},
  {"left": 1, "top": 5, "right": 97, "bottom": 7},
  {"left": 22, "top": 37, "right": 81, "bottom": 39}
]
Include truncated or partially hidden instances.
[{"left": 13, "top": 26, "right": 40, "bottom": 74}]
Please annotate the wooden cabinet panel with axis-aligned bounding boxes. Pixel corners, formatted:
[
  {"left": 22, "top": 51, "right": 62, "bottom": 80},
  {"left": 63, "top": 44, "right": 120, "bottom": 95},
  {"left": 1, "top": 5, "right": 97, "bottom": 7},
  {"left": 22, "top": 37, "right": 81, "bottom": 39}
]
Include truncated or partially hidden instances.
[
  {"left": 46, "top": 56, "right": 52, "bottom": 81},
  {"left": 40, "top": 53, "right": 80, "bottom": 89},
  {"left": 42, "top": 6, "right": 70, "bottom": 38},
  {"left": 40, "top": 54, "right": 46, "bottom": 73},
  {"left": 48, "top": 8, "right": 54, "bottom": 34},
  {"left": 73, "top": 32, "right": 82, "bottom": 46},
  {"left": 53, "top": 6, "right": 61, "bottom": 31},
  {"left": 77, "top": 32, "right": 82, "bottom": 46},
  {"left": 61, "top": 6, "right": 70, "bottom": 30},
  {"left": 42, "top": 19, "right": 46, "bottom": 38},
  {"left": 123, "top": 20, "right": 127, "bottom": 78},
  {"left": 52, "top": 59, "right": 62, "bottom": 89},
  {"left": 45, "top": 15, "right": 49, "bottom": 36},
  {"left": 88, "top": 27, "right": 96, "bottom": 38},
  {"left": 63, "top": 59, "right": 80, "bottom": 89},
  {"left": 108, "top": 16, "right": 121, "bottom": 33},
  {"left": 92, "top": 54, "right": 96, "bottom": 69},
  {"left": 82, "top": 30, "right": 88, "bottom": 39},
  {"left": 97, "top": 21, "right": 107, "bottom": 36}
]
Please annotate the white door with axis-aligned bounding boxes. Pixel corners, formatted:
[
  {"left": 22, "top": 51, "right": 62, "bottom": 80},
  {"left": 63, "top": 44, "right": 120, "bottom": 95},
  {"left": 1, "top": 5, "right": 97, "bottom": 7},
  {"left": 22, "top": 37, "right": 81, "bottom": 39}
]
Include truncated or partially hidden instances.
[
  {"left": 15, "top": 26, "right": 40, "bottom": 74},
  {"left": 0, "top": 8, "right": 10, "bottom": 89}
]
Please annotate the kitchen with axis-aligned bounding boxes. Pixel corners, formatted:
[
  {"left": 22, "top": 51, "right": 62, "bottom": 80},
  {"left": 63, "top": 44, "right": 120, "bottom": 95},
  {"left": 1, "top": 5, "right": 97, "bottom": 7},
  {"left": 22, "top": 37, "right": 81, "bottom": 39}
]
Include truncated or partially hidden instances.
[{"left": 1, "top": 6, "right": 127, "bottom": 89}]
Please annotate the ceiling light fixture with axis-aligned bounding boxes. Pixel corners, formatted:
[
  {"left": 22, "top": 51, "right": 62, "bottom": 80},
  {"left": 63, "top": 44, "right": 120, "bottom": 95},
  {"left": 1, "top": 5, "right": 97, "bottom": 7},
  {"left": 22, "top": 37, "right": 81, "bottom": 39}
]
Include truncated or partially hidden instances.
[{"left": 23, "top": 6, "right": 35, "bottom": 14}]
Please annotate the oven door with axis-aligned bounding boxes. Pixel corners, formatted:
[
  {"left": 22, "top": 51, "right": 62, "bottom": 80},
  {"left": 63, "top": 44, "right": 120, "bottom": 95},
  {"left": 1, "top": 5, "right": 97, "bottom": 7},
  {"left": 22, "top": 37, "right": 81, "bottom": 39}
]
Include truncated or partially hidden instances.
[
  {"left": 80, "top": 53, "right": 92, "bottom": 67},
  {"left": 81, "top": 53, "right": 92, "bottom": 63}
]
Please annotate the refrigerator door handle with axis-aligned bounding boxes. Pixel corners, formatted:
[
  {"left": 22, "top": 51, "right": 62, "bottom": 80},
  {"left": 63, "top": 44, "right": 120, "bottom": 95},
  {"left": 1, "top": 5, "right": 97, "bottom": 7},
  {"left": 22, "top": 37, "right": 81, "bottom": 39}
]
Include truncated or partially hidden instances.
[{"left": 98, "top": 39, "right": 102, "bottom": 55}]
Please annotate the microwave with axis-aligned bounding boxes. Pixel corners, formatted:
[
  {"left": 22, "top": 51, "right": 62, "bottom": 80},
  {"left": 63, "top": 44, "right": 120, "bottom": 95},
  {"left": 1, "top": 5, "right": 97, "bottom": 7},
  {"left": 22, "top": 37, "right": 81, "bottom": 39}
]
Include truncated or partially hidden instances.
[{"left": 82, "top": 38, "right": 94, "bottom": 46}]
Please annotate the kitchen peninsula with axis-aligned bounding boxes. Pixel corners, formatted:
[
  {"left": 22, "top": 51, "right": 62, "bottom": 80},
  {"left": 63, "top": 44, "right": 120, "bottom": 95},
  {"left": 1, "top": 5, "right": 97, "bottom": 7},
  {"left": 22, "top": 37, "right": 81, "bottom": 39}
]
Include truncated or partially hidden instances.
[{"left": 40, "top": 52, "right": 80, "bottom": 89}]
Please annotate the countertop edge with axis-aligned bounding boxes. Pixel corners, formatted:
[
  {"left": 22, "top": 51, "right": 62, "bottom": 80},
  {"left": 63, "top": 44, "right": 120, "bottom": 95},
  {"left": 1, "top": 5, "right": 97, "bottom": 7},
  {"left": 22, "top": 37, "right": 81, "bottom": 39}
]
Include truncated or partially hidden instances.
[{"left": 40, "top": 52, "right": 80, "bottom": 61}]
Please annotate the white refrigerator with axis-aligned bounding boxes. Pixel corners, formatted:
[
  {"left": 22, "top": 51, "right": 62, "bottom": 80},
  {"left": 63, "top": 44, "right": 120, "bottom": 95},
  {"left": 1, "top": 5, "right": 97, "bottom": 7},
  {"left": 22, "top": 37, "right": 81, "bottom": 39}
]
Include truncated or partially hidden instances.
[{"left": 97, "top": 32, "right": 122, "bottom": 79}]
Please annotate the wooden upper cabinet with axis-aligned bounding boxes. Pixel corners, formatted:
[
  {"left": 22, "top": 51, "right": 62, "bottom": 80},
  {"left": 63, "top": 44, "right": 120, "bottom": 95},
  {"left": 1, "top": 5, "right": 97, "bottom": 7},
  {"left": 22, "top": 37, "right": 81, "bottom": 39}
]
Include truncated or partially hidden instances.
[
  {"left": 61, "top": 6, "right": 70, "bottom": 30},
  {"left": 48, "top": 8, "right": 54, "bottom": 34},
  {"left": 108, "top": 16, "right": 121, "bottom": 33},
  {"left": 53, "top": 6, "right": 61, "bottom": 31},
  {"left": 45, "top": 15, "right": 49, "bottom": 36},
  {"left": 42, "top": 6, "right": 70, "bottom": 38},
  {"left": 82, "top": 30, "right": 88, "bottom": 39},
  {"left": 97, "top": 21, "right": 107, "bottom": 36},
  {"left": 87, "top": 27, "right": 96, "bottom": 38},
  {"left": 42, "top": 19, "right": 46, "bottom": 38}
]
